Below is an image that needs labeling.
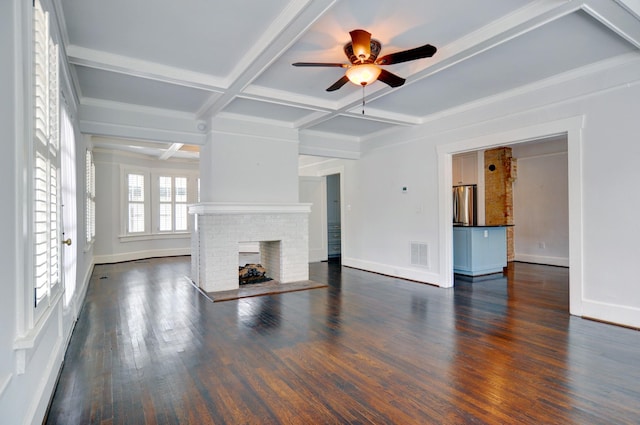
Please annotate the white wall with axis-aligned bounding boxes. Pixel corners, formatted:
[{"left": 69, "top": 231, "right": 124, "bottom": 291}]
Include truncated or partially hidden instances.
[
  {"left": 579, "top": 84, "right": 640, "bottom": 320},
  {"left": 301, "top": 144, "right": 443, "bottom": 283},
  {"left": 512, "top": 138, "right": 569, "bottom": 266},
  {"left": 303, "top": 56, "right": 640, "bottom": 328},
  {"left": 0, "top": 0, "right": 21, "bottom": 419},
  {"left": 0, "top": 1, "right": 93, "bottom": 423},
  {"left": 93, "top": 148, "right": 197, "bottom": 263},
  {"left": 299, "top": 176, "right": 327, "bottom": 262},
  {"left": 200, "top": 118, "right": 300, "bottom": 204}
]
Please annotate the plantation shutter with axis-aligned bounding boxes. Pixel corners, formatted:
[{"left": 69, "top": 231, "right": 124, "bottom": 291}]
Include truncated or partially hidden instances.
[
  {"left": 86, "top": 150, "right": 96, "bottom": 243},
  {"left": 33, "top": 0, "right": 61, "bottom": 313}
]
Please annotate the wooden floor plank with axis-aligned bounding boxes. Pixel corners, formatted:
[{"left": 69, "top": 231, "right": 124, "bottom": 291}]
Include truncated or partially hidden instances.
[{"left": 45, "top": 257, "right": 640, "bottom": 424}]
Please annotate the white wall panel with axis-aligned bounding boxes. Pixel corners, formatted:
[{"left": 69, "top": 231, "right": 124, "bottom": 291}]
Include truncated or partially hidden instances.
[{"left": 512, "top": 142, "right": 569, "bottom": 266}]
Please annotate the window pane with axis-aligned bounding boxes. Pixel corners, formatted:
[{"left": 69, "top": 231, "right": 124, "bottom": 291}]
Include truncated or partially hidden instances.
[
  {"left": 175, "top": 177, "right": 187, "bottom": 203},
  {"left": 49, "top": 164, "right": 59, "bottom": 287},
  {"left": 159, "top": 203, "right": 172, "bottom": 231},
  {"left": 128, "top": 174, "right": 144, "bottom": 202},
  {"left": 159, "top": 176, "right": 172, "bottom": 202},
  {"left": 175, "top": 204, "right": 187, "bottom": 231},
  {"left": 128, "top": 203, "right": 145, "bottom": 233}
]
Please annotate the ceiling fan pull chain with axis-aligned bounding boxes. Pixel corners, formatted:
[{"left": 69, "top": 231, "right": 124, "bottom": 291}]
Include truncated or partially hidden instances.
[{"left": 362, "top": 84, "right": 365, "bottom": 115}]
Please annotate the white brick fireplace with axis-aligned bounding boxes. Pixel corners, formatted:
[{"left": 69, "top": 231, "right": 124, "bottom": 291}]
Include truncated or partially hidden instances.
[{"left": 188, "top": 203, "right": 311, "bottom": 292}]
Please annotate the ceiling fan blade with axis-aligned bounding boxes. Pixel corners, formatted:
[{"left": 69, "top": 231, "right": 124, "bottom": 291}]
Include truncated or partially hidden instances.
[
  {"left": 349, "top": 29, "right": 372, "bottom": 62},
  {"left": 376, "top": 44, "right": 437, "bottom": 65},
  {"left": 326, "top": 75, "right": 350, "bottom": 92},
  {"left": 377, "top": 69, "right": 406, "bottom": 88},
  {"left": 292, "top": 62, "right": 347, "bottom": 67}
]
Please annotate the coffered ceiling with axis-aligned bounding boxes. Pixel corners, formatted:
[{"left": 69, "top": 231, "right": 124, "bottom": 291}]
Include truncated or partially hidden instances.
[{"left": 54, "top": 0, "right": 640, "bottom": 159}]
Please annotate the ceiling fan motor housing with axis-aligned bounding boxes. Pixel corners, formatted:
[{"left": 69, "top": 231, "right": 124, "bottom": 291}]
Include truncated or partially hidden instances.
[{"left": 344, "top": 39, "right": 381, "bottom": 64}]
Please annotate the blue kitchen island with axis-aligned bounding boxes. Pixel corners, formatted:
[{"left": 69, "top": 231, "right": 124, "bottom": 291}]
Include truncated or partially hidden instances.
[{"left": 453, "top": 225, "right": 508, "bottom": 277}]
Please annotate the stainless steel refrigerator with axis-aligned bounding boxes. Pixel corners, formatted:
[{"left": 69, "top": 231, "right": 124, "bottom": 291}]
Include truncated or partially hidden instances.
[{"left": 453, "top": 184, "right": 477, "bottom": 226}]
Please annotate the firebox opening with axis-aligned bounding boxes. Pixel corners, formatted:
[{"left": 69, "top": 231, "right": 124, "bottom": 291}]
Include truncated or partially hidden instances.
[
  {"left": 238, "top": 241, "right": 281, "bottom": 285},
  {"left": 238, "top": 263, "right": 271, "bottom": 285}
]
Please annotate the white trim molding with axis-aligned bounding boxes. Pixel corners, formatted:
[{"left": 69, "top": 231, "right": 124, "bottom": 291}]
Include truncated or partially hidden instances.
[
  {"left": 189, "top": 202, "right": 311, "bottom": 215},
  {"left": 437, "top": 116, "right": 585, "bottom": 312}
]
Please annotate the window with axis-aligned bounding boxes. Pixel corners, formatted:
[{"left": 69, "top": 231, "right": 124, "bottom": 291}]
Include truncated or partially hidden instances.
[
  {"left": 127, "top": 173, "right": 146, "bottom": 233},
  {"left": 158, "top": 176, "right": 189, "bottom": 232},
  {"left": 121, "top": 169, "right": 198, "bottom": 238},
  {"left": 33, "top": 0, "right": 61, "bottom": 315},
  {"left": 175, "top": 177, "right": 188, "bottom": 231},
  {"left": 85, "top": 150, "right": 95, "bottom": 244}
]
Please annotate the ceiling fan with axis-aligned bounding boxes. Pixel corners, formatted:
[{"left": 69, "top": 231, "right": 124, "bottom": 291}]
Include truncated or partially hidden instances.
[{"left": 293, "top": 29, "right": 437, "bottom": 92}]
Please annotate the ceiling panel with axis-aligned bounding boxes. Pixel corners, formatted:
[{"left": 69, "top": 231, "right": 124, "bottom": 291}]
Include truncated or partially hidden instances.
[
  {"left": 369, "top": 10, "right": 637, "bottom": 117},
  {"left": 253, "top": 0, "right": 534, "bottom": 99},
  {"left": 75, "top": 66, "right": 216, "bottom": 112},
  {"left": 55, "top": 0, "right": 640, "bottom": 152},
  {"left": 222, "top": 98, "right": 317, "bottom": 123},
  {"left": 306, "top": 115, "right": 399, "bottom": 137},
  {"left": 61, "top": 0, "right": 291, "bottom": 76}
]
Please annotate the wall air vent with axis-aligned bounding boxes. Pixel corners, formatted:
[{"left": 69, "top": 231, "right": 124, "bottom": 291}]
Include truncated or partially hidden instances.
[{"left": 410, "top": 242, "right": 429, "bottom": 267}]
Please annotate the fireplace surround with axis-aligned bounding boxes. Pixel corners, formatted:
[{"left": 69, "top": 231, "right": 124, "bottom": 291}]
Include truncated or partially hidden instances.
[{"left": 188, "top": 203, "right": 311, "bottom": 292}]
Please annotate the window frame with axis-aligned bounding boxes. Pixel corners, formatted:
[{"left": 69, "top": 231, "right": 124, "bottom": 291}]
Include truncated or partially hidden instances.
[
  {"left": 123, "top": 170, "right": 149, "bottom": 235},
  {"left": 120, "top": 166, "right": 198, "bottom": 241},
  {"left": 154, "top": 174, "right": 190, "bottom": 233}
]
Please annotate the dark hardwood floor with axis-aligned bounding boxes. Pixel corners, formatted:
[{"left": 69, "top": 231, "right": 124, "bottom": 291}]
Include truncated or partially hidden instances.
[{"left": 45, "top": 258, "right": 640, "bottom": 424}]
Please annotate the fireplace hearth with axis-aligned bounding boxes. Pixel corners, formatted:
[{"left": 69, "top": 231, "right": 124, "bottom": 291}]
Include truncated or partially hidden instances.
[{"left": 188, "top": 203, "right": 311, "bottom": 293}]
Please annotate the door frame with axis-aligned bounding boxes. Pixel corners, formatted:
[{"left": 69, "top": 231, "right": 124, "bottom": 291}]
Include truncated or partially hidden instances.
[
  {"left": 437, "top": 116, "right": 585, "bottom": 316},
  {"left": 314, "top": 166, "right": 345, "bottom": 261},
  {"left": 299, "top": 175, "right": 327, "bottom": 262}
]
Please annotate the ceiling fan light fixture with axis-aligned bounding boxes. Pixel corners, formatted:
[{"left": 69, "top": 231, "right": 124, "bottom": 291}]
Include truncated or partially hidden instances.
[{"left": 346, "top": 64, "right": 381, "bottom": 86}]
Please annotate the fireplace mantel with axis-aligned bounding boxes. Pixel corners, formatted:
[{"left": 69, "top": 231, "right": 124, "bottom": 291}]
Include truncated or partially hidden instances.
[
  {"left": 188, "top": 203, "right": 311, "bottom": 292},
  {"left": 189, "top": 202, "right": 311, "bottom": 215}
]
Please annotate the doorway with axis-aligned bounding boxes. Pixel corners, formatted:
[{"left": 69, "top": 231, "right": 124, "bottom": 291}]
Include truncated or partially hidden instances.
[
  {"left": 326, "top": 173, "right": 341, "bottom": 261},
  {"left": 438, "top": 116, "right": 584, "bottom": 317}
]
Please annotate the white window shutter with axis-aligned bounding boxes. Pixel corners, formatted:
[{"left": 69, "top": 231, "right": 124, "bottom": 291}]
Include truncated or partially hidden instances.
[{"left": 32, "top": 0, "right": 61, "bottom": 314}]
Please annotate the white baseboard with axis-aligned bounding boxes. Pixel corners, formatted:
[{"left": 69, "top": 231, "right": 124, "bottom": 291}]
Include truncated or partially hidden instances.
[
  {"left": 75, "top": 260, "right": 93, "bottom": 307},
  {"left": 581, "top": 299, "right": 640, "bottom": 329},
  {"left": 65, "top": 260, "right": 94, "bottom": 332},
  {"left": 514, "top": 253, "right": 569, "bottom": 267},
  {"left": 94, "top": 248, "right": 190, "bottom": 264},
  {"left": 28, "top": 336, "right": 64, "bottom": 425},
  {"left": 342, "top": 257, "right": 444, "bottom": 286}
]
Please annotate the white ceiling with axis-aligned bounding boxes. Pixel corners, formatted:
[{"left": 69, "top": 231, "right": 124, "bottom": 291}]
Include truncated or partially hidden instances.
[{"left": 55, "top": 0, "right": 640, "bottom": 159}]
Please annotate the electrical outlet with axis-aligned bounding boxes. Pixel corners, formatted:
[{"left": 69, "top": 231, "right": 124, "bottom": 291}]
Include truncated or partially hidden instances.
[{"left": 538, "top": 242, "right": 546, "bottom": 249}]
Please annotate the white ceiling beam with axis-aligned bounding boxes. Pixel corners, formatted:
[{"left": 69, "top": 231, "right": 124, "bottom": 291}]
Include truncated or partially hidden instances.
[
  {"left": 159, "top": 143, "right": 184, "bottom": 160},
  {"left": 66, "top": 45, "right": 226, "bottom": 92},
  {"left": 197, "top": 0, "right": 338, "bottom": 119},
  {"left": 584, "top": 0, "right": 640, "bottom": 48}
]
